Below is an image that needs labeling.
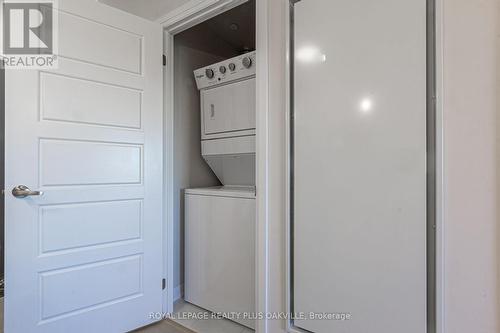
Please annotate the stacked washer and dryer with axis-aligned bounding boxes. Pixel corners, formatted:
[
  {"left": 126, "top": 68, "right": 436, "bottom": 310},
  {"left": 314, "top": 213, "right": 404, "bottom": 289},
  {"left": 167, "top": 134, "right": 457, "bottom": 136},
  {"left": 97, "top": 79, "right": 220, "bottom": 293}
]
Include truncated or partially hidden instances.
[{"left": 184, "top": 51, "right": 256, "bottom": 329}]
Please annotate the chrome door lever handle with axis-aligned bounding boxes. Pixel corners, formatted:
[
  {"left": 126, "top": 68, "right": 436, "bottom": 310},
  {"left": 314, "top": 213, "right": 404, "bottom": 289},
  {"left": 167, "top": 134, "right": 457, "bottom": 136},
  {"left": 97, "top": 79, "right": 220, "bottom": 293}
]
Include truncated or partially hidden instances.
[{"left": 12, "top": 185, "right": 43, "bottom": 198}]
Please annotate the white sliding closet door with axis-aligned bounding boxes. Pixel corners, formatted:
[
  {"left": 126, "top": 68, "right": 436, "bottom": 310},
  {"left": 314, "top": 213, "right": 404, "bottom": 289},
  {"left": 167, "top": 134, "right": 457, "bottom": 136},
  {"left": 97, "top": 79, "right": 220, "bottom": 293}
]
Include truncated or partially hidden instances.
[{"left": 292, "top": 0, "right": 427, "bottom": 332}]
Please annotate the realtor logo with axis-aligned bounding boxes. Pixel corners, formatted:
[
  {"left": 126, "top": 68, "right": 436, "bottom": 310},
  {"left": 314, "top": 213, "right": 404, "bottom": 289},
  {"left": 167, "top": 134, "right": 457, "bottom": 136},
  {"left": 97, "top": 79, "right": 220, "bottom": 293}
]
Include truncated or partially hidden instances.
[{"left": 1, "top": 0, "right": 58, "bottom": 69}]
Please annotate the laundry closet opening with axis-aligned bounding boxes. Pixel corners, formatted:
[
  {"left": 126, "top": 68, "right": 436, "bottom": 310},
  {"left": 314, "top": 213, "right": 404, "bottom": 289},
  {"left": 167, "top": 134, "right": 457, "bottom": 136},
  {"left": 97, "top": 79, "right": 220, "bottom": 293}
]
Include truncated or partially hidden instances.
[{"left": 167, "top": 1, "right": 256, "bottom": 332}]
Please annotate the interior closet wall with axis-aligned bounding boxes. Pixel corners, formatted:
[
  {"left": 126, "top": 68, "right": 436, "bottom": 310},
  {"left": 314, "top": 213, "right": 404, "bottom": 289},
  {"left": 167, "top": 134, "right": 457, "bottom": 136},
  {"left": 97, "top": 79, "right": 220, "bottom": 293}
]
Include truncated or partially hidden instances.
[{"left": 172, "top": 27, "right": 238, "bottom": 299}]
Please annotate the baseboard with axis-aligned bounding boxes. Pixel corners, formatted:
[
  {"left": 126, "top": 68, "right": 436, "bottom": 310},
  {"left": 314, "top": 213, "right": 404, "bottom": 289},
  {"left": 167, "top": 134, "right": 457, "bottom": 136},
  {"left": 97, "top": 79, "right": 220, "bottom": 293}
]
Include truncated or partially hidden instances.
[{"left": 174, "top": 284, "right": 183, "bottom": 302}]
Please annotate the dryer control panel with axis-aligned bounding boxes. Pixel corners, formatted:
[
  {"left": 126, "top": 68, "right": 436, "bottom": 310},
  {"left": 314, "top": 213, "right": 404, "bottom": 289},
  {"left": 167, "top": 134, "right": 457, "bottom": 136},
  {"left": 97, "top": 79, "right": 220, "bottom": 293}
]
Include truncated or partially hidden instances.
[{"left": 194, "top": 51, "right": 256, "bottom": 90}]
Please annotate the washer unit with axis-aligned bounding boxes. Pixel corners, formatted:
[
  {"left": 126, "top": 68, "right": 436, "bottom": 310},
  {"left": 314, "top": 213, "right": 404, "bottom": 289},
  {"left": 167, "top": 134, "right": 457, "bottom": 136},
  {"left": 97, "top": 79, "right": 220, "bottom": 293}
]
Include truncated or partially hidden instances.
[
  {"left": 184, "top": 187, "right": 255, "bottom": 329},
  {"left": 185, "top": 51, "right": 256, "bottom": 329}
]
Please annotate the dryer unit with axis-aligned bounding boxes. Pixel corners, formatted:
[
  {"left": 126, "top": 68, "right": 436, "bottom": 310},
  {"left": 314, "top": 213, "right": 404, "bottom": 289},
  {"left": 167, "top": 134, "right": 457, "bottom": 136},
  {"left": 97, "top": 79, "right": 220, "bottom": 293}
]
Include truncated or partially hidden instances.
[{"left": 193, "top": 51, "right": 256, "bottom": 186}]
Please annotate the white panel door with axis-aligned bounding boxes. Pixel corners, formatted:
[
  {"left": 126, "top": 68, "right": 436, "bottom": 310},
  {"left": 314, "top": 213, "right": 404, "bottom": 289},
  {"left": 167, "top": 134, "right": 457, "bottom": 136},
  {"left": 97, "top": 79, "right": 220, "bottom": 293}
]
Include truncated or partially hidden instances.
[
  {"left": 4, "top": 1, "right": 163, "bottom": 332},
  {"left": 292, "top": 0, "right": 427, "bottom": 333}
]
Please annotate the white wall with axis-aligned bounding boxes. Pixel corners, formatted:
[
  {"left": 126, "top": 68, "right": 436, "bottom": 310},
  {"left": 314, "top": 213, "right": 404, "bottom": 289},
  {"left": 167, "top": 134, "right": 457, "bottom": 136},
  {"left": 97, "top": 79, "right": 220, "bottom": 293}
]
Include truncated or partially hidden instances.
[
  {"left": 442, "top": 0, "right": 499, "bottom": 332},
  {"left": 172, "top": 28, "right": 238, "bottom": 296}
]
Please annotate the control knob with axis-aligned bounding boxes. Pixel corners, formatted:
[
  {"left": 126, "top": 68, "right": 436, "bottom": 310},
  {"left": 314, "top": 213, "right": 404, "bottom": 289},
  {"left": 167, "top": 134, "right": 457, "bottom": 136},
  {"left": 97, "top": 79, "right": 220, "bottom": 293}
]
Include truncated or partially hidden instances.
[
  {"left": 242, "top": 56, "right": 252, "bottom": 68},
  {"left": 205, "top": 68, "right": 215, "bottom": 79}
]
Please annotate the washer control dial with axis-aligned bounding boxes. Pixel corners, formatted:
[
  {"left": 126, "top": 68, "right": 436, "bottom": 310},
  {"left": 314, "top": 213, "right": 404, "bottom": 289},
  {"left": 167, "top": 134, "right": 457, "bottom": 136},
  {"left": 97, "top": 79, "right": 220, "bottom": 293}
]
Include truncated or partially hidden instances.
[
  {"left": 219, "top": 65, "right": 227, "bottom": 74},
  {"left": 205, "top": 68, "right": 215, "bottom": 79},
  {"left": 228, "top": 63, "right": 236, "bottom": 71},
  {"left": 242, "top": 56, "right": 252, "bottom": 68}
]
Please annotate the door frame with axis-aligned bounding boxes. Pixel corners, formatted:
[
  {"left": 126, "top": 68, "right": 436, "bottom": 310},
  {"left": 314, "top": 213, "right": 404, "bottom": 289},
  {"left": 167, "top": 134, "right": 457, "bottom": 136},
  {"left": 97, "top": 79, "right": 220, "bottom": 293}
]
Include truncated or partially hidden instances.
[{"left": 159, "top": 0, "right": 252, "bottom": 315}]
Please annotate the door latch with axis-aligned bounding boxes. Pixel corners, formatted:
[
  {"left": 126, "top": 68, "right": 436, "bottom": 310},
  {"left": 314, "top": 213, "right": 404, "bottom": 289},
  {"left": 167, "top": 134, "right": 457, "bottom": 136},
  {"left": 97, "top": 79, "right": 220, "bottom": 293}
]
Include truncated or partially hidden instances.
[{"left": 210, "top": 104, "right": 215, "bottom": 118}]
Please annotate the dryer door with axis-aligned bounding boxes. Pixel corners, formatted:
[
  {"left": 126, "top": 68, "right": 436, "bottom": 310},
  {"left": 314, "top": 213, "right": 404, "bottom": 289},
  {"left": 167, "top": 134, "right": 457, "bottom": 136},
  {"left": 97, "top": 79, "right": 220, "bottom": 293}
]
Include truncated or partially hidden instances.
[{"left": 201, "top": 78, "right": 256, "bottom": 138}]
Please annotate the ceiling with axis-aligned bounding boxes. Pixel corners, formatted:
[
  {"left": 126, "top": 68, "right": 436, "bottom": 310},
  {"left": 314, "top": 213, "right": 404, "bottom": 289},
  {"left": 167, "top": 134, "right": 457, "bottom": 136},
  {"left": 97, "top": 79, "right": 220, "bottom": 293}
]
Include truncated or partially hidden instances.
[
  {"left": 195, "top": 0, "right": 255, "bottom": 52},
  {"left": 99, "top": 0, "right": 191, "bottom": 21},
  {"left": 100, "top": 0, "right": 256, "bottom": 53}
]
